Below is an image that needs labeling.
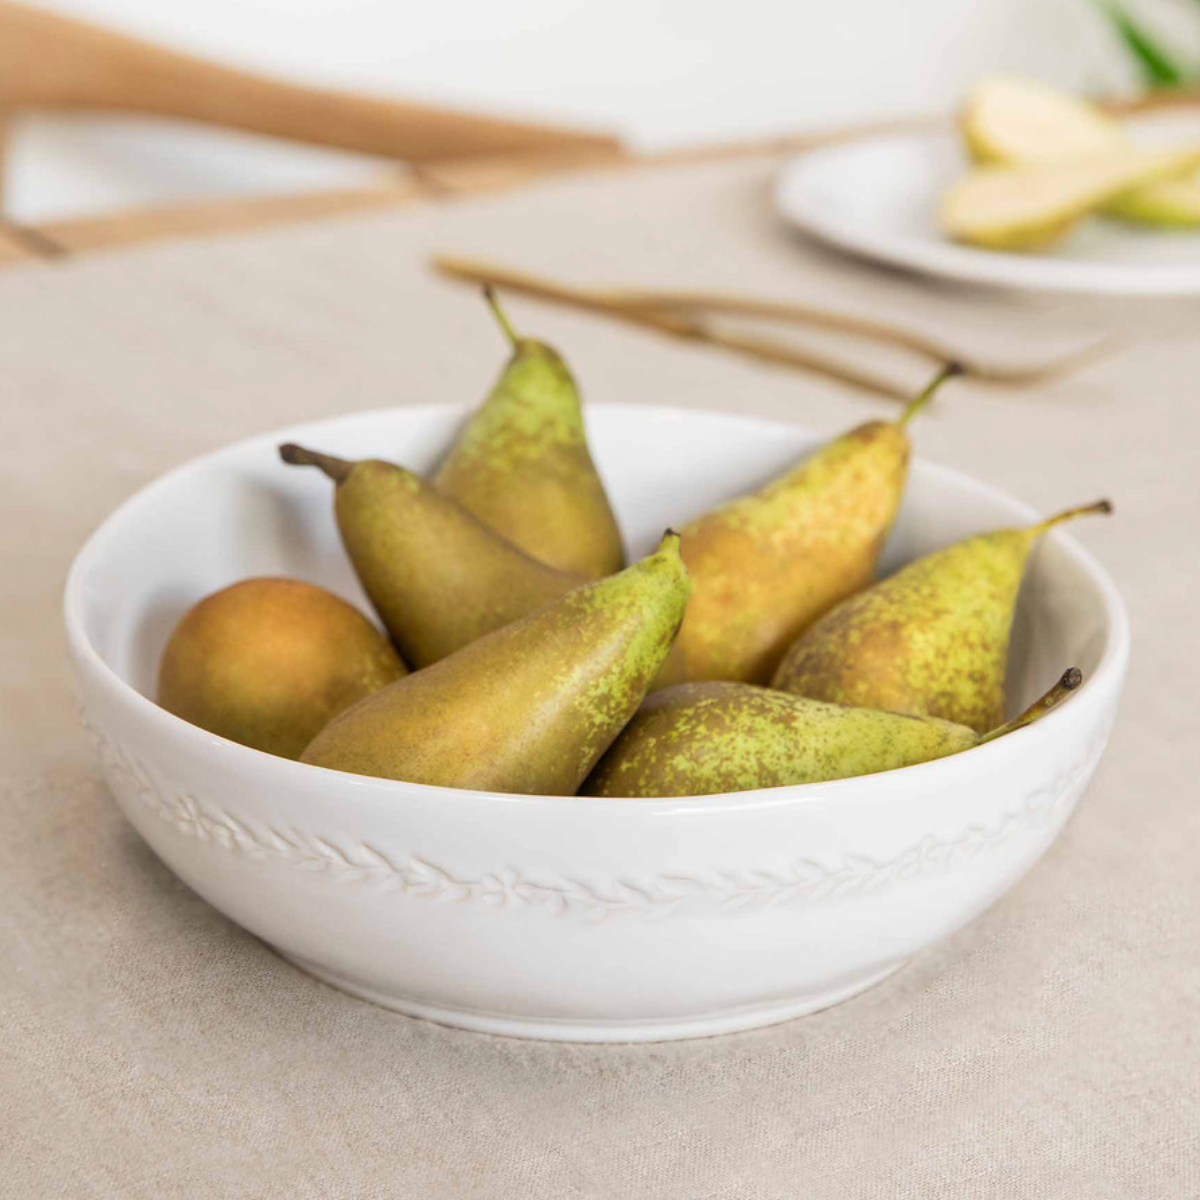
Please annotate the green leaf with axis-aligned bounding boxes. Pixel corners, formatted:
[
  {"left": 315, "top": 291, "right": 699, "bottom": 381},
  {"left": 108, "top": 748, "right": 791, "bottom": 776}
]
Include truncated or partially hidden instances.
[{"left": 1094, "top": 0, "right": 1189, "bottom": 87}]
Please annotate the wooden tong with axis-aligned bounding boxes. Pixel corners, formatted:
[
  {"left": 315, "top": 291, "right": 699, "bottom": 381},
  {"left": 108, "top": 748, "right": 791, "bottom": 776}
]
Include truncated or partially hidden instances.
[{"left": 433, "top": 256, "right": 1115, "bottom": 402}]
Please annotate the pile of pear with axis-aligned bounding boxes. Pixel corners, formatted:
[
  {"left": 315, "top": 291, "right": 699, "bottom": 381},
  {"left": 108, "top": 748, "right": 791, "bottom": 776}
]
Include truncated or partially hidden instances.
[
  {"left": 157, "top": 292, "right": 1110, "bottom": 798},
  {"left": 942, "top": 76, "right": 1200, "bottom": 251}
]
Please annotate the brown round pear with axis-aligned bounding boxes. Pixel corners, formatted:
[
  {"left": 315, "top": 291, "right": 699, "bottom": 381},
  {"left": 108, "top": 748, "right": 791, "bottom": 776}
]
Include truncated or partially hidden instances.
[{"left": 157, "top": 578, "right": 407, "bottom": 759}]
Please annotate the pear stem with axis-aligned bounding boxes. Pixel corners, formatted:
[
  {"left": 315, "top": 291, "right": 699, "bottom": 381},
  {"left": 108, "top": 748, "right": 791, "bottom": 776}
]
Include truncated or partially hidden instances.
[
  {"left": 896, "top": 361, "right": 964, "bottom": 428},
  {"left": 483, "top": 286, "right": 520, "bottom": 349},
  {"left": 1029, "top": 498, "right": 1113, "bottom": 536},
  {"left": 278, "top": 443, "right": 355, "bottom": 483},
  {"left": 977, "top": 668, "right": 1083, "bottom": 746}
]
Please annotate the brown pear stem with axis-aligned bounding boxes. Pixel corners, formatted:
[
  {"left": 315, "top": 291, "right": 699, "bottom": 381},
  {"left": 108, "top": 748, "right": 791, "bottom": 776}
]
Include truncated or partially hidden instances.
[
  {"left": 896, "top": 361, "right": 964, "bottom": 428},
  {"left": 659, "top": 528, "right": 683, "bottom": 554},
  {"left": 1029, "top": 499, "right": 1113, "bottom": 536},
  {"left": 483, "top": 285, "right": 520, "bottom": 349},
  {"left": 977, "top": 668, "right": 1083, "bottom": 746},
  {"left": 278, "top": 443, "right": 355, "bottom": 483}
]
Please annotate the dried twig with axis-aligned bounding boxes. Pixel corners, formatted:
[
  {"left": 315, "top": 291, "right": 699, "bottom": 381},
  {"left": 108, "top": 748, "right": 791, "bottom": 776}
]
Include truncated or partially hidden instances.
[
  {"left": 432, "top": 255, "right": 1113, "bottom": 399},
  {"left": 434, "top": 254, "right": 917, "bottom": 400},
  {"left": 604, "top": 289, "right": 1118, "bottom": 384}
]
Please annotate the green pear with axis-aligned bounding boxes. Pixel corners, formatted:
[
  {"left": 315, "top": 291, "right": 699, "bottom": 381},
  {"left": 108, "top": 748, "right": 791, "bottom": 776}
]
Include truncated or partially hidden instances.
[
  {"left": 434, "top": 289, "right": 624, "bottom": 579},
  {"left": 670, "top": 364, "right": 960, "bottom": 686},
  {"left": 772, "top": 501, "right": 1111, "bottom": 733},
  {"left": 941, "top": 147, "right": 1200, "bottom": 250},
  {"left": 583, "top": 671, "right": 1081, "bottom": 797},
  {"left": 302, "top": 533, "right": 690, "bottom": 793},
  {"left": 280, "top": 444, "right": 579, "bottom": 668},
  {"left": 158, "top": 577, "right": 406, "bottom": 759},
  {"left": 962, "top": 75, "right": 1200, "bottom": 228}
]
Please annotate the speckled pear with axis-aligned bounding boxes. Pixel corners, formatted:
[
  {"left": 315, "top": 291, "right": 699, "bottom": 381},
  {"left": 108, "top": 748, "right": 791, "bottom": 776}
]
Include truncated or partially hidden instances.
[
  {"left": 280, "top": 444, "right": 579, "bottom": 668},
  {"left": 670, "top": 364, "right": 960, "bottom": 685},
  {"left": 582, "top": 671, "right": 1081, "bottom": 797},
  {"left": 772, "top": 501, "right": 1111, "bottom": 733},
  {"left": 301, "top": 533, "right": 690, "bottom": 793},
  {"left": 434, "top": 289, "right": 624, "bottom": 579},
  {"left": 158, "top": 577, "right": 406, "bottom": 759}
]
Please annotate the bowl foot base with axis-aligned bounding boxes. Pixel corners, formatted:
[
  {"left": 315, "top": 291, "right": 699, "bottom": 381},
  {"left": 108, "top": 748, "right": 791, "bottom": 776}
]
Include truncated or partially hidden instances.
[{"left": 280, "top": 954, "right": 908, "bottom": 1043}]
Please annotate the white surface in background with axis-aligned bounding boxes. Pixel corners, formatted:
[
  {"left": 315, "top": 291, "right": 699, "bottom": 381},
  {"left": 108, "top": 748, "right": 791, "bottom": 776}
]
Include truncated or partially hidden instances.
[{"left": 8, "top": 0, "right": 1131, "bottom": 222}]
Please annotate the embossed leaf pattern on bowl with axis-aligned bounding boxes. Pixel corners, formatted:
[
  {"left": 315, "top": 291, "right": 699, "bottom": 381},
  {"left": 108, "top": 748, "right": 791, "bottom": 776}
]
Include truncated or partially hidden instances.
[{"left": 85, "top": 719, "right": 1110, "bottom": 922}]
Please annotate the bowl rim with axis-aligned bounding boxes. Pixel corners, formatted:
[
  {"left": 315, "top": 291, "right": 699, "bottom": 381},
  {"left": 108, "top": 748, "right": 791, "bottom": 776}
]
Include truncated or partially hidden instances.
[{"left": 64, "top": 402, "right": 1131, "bottom": 816}]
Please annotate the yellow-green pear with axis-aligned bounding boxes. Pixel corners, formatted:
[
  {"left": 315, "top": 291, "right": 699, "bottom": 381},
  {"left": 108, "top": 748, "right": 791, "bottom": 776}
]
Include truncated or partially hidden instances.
[
  {"left": 669, "top": 364, "right": 959, "bottom": 686},
  {"left": 302, "top": 533, "right": 690, "bottom": 793},
  {"left": 280, "top": 444, "right": 579, "bottom": 668},
  {"left": 772, "top": 501, "right": 1111, "bottom": 733},
  {"left": 158, "top": 577, "right": 406, "bottom": 759},
  {"left": 961, "top": 75, "right": 1200, "bottom": 228},
  {"left": 941, "top": 147, "right": 1200, "bottom": 250},
  {"left": 1103, "top": 177, "right": 1200, "bottom": 227},
  {"left": 434, "top": 289, "right": 624, "bottom": 579},
  {"left": 962, "top": 76, "right": 1124, "bottom": 165},
  {"left": 583, "top": 672, "right": 1081, "bottom": 797}
]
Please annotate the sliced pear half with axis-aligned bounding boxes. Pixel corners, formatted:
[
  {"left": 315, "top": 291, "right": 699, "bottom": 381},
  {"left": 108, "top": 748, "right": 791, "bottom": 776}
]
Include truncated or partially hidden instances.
[
  {"left": 962, "top": 76, "right": 1123, "bottom": 163},
  {"left": 941, "top": 147, "right": 1200, "bottom": 251},
  {"left": 963, "top": 76, "right": 1200, "bottom": 228},
  {"left": 1106, "top": 176, "right": 1200, "bottom": 227}
]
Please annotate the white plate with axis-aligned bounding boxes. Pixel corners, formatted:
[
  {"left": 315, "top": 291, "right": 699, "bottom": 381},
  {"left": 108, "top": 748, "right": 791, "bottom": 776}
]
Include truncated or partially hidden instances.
[{"left": 775, "top": 128, "right": 1200, "bottom": 295}]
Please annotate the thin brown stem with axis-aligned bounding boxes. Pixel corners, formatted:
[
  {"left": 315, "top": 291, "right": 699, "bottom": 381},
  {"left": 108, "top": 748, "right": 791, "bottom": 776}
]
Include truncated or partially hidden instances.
[
  {"left": 897, "top": 361, "right": 964, "bottom": 427},
  {"left": 977, "top": 668, "right": 1083, "bottom": 745},
  {"left": 278, "top": 443, "right": 355, "bottom": 483},
  {"left": 483, "top": 285, "right": 520, "bottom": 348},
  {"left": 1030, "top": 498, "right": 1113, "bottom": 536}
]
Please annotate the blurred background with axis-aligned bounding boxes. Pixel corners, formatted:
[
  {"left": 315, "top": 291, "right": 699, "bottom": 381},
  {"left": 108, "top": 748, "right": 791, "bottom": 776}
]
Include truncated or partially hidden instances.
[{"left": 8, "top": 0, "right": 1199, "bottom": 224}]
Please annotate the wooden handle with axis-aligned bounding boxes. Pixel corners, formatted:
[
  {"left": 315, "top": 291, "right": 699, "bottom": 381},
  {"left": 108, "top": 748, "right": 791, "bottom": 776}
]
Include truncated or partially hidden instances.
[
  {"left": 0, "top": 218, "right": 39, "bottom": 263},
  {"left": 0, "top": 1, "right": 623, "bottom": 163},
  {"left": 432, "top": 254, "right": 1117, "bottom": 395}
]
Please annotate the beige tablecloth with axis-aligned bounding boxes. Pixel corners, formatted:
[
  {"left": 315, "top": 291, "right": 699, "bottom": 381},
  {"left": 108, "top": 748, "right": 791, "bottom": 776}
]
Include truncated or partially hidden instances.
[{"left": 2, "top": 156, "right": 1198, "bottom": 1199}]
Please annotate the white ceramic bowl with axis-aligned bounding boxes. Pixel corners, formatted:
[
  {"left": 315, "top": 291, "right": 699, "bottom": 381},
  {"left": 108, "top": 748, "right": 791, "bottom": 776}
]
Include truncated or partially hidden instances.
[{"left": 65, "top": 405, "right": 1129, "bottom": 1042}]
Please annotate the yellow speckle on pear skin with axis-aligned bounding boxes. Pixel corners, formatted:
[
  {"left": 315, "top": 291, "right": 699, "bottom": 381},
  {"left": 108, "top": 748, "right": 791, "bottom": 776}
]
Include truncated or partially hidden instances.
[
  {"left": 332, "top": 458, "right": 577, "bottom": 668},
  {"left": 434, "top": 332, "right": 625, "bottom": 579},
  {"left": 773, "top": 530, "right": 1031, "bottom": 733},
  {"left": 666, "top": 364, "right": 963, "bottom": 688},
  {"left": 302, "top": 534, "right": 689, "bottom": 796},
  {"left": 582, "top": 682, "right": 978, "bottom": 797},
  {"left": 772, "top": 504, "right": 1111, "bottom": 734},
  {"left": 673, "top": 421, "right": 909, "bottom": 684},
  {"left": 448, "top": 345, "right": 584, "bottom": 470}
]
